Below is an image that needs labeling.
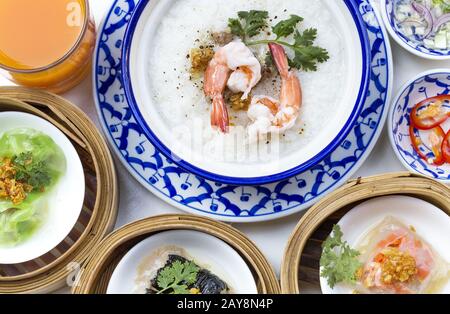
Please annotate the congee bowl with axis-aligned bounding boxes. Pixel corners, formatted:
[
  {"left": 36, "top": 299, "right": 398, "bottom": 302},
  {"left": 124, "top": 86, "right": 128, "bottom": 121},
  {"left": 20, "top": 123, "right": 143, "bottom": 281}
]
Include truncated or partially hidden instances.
[
  {"left": 389, "top": 69, "right": 450, "bottom": 183},
  {"left": 380, "top": 0, "right": 450, "bottom": 60},
  {"left": 122, "top": 0, "right": 371, "bottom": 185}
]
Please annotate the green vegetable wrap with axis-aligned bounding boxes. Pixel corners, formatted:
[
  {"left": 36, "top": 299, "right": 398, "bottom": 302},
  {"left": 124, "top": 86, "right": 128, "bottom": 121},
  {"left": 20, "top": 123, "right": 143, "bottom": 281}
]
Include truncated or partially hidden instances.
[{"left": 0, "top": 128, "right": 66, "bottom": 246}]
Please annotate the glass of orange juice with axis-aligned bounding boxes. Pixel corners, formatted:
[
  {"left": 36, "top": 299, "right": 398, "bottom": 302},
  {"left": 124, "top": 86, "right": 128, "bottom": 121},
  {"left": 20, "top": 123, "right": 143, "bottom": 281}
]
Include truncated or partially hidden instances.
[{"left": 0, "top": 0, "right": 96, "bottom": 94}]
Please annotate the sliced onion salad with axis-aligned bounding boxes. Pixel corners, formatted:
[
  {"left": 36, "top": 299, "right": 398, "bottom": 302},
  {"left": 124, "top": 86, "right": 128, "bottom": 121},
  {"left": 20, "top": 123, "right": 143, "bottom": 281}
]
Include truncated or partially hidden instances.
[
  {"left": 395, "top": 1, "right": 450, "bottom": 49},
  {"left": 411, "top": 1, "right": 434, "bottom": 38}
]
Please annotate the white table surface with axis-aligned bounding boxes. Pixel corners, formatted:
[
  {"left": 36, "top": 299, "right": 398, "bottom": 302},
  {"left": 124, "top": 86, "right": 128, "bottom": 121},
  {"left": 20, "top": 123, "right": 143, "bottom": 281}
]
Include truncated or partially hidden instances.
[{"left": 2, "top": 0, "right": 449, "bottom": 293}]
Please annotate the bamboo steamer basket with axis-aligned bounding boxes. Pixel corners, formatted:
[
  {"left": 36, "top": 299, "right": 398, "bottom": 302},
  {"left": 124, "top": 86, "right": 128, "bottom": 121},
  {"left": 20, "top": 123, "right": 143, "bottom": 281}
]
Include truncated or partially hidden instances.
[
  {"left": 281, "top": 172, "right": 450, "bottom": 294},
  {"left": 72, "top": 215, "right": 280, "bottom": 294},
  {"left": 0, "top": 87, "right": 119, "bottom": 293}
]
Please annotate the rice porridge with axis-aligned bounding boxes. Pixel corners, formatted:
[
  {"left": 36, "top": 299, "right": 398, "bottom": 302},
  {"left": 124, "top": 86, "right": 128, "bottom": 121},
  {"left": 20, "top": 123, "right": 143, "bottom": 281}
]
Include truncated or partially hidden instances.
[{"left": 145, "top": 0, "right": 349, "bottom": 164}]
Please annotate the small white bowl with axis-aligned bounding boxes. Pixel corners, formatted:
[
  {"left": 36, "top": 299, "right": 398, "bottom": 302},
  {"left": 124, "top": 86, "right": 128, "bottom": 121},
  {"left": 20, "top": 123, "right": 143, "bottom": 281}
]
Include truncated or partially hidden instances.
[
  {"left": 380, "top": 0, "right": 450, "bottom": 60},
  {"left": 388, "top": 69, "right": 450, "bottom": 182},
  {"left": 0, "top": 112, "right": 85, "bottom": 264},
  {"left": 320, "top": 195, "right": 450, "bottom": 294},
  {"left": 107, "top": 230, "right": 258, "bottom": 294}
]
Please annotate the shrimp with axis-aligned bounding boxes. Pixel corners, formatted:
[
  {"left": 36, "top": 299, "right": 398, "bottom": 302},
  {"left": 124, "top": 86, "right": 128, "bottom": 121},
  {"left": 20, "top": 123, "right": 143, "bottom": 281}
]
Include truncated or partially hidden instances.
[
  {"left": 247, "top": 43, "right": 302, "bottom": 141},
  {"left": 204, "top": 41, "right": 261, "bottom": 133}
]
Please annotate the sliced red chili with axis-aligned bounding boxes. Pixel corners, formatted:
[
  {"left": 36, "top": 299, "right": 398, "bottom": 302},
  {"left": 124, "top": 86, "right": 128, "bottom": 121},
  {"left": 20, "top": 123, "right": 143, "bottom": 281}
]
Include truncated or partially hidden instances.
[
  {"left": 409, "top": 124, "right": 445, "bottom": 166},
  {"left": 410, "top": 95, "right": 450, "bottom": 130},
  {"left": 442, "top": 130, "right": 450, "bottom": 163}
]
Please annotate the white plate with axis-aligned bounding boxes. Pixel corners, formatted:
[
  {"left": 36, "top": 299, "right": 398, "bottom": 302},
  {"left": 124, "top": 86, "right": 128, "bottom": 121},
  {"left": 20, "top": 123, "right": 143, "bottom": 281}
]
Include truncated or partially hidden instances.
[
  {"left": 107, "top": 230, "right": 258, "bottom": 294},
  {"left": 320, "top": 195, "right": 450, "bottom": 294},
  {"left": 0, "top": 112, "right": 85, "bottom": 264}
]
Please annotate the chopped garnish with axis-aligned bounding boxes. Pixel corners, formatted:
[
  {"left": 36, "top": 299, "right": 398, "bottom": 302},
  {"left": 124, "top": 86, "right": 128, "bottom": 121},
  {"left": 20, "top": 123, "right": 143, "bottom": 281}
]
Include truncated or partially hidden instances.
[
  {"left": 0, "top": 151, "right": 54, "bottom": 206},
  {"left": 0, "top": 157, "right": 32, "bottom": 205},
  {"left": 229, "top": 92, "right": 252, "bottom": 111},
  {"left": 12, "top": 152, "right": 51, "bottom": 191},
  {"left": 0, "top": 158, "right": 31, "bottom": 205},
  {"left": 190, "top": 47, "right": 214, "bottom": 76},
  {"left": 376, "top": 248, "right": 418, "bottom": 285},
  {"left": 155, "top": 260, "right": 200, "bottom": 294},
  {"left": 320, "top": 225, "right": 362, "bottom": 289}
]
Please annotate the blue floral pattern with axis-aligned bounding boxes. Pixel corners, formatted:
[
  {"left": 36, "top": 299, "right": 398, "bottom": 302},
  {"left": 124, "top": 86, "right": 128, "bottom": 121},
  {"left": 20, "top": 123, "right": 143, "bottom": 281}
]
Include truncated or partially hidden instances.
[
  {"left": 94, "top": 0, "right": 392, "bottom": 222},
  {"left": 390, "top": 72, "right": 450, "bottom": 182}
]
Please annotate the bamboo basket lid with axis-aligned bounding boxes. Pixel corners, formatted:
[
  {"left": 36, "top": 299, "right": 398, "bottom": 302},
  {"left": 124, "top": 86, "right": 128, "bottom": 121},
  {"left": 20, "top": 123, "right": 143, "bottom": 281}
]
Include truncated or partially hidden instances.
[
  {"left": 72, "top": 214, "right": 280, "bottom": 294},
  {"left": 281, "top": 172, "right": 450, "bottom": 294},
  {"left": 0, "top": 87, "right": 119, "bottom": 293}
]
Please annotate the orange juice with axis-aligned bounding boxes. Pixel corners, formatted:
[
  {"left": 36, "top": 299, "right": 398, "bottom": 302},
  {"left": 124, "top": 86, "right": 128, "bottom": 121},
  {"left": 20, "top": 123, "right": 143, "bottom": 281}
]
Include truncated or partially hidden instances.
[{"left": 0, "top": 0, "right": 96, "bottom": 93}]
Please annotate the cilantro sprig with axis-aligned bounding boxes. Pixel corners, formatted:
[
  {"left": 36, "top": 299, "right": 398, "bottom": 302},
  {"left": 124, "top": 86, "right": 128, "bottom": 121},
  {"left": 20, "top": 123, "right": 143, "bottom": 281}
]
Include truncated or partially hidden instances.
[
  {"left": 228, "top": 11, "right": 329, "bottom": 71},
  {"left": 156, "top": 260, "right": 200, "bottom": 294},
  {"left": 320, "top": 225, "right": 362, "bottom": 289},
  {"left": 12, "top": 152, "right": 51, "bottom": 191},
  {"left": 228, "top": 10, "right": 269, "bottom": 42},
  {"left": 272, "top": 15, "right": 304, "bottom": 39}
]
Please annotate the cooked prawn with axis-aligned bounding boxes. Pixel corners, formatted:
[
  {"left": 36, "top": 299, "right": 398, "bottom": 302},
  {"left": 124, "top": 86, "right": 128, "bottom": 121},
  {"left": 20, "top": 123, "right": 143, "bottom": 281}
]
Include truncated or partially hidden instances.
[
  {"left": 204, "top": 41, "right": 261, "bottom": 133},
  {"left": 247, "top": 43, "right": 302, "bottom": 140}
]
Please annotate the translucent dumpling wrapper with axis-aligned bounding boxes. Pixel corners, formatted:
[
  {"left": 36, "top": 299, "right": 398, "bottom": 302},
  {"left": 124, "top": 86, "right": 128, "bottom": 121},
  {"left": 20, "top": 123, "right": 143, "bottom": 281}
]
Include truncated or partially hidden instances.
[
  {"left": 0, "top": 128, "right": 66, "bottom": 245},
  {"left": 355, "top": 216, "right": 450, "bottom": 294}
]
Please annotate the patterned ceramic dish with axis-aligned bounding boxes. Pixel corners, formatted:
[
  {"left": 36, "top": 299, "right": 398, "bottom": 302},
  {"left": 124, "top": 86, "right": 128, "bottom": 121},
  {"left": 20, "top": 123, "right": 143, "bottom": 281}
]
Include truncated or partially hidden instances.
[
  {"left": 121, "top": 0, "right": 371, "bottom": 185},
  {"left": 380, "top": 0, "right": 450, "bottom": 60},
  {"left": 93, "top": 0, "right": 392, "bottom": 222},
  {"left": 389, "top": 69, "right": 450, "bottom": 182}
]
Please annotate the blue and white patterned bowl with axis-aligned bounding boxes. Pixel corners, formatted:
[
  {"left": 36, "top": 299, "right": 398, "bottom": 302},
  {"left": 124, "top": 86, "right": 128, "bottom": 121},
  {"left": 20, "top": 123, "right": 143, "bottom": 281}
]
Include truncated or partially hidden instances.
[
  {"left": 389, "top": 69, "right": 450, "bottom": 182},
  {"left": 120, "top": 0, "right": 372, "bottom": 186},
  {"left": 93, "top": 0, "right": 391, "bottom": 221},
  {"left": 381, "top": 0, "right": 450, "bottom": 60}
]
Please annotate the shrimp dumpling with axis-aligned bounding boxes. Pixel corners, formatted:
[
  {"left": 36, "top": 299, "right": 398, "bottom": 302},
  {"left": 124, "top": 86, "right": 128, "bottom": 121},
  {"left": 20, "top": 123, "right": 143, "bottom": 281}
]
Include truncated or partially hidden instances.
[{"left": 355, "top": 216, "right": 449, "bottom": 294}]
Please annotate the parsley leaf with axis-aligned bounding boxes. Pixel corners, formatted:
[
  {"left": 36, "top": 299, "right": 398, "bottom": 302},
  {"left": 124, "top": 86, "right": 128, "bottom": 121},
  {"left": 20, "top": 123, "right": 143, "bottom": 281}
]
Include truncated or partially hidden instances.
[
  {"left": 290, "top": 29, "right": 329, "bottom": 71},
  {"left": 156, "top": 260, "right": 200, "bottom": 294},
  {"left": 228, "top": 18, "right": 245, "bottom": 38},
  {"left": 228, "top": 10, "right": 269, "bottom": 41},
  {"left": 320, "top": 225, "right": 362, "bottom": 289},
  {"left": 12, "top": 152, "right": 51, "bottom": 191},
  {"left": 272, "top": 14, "right": 303, "bottom": 39},
  {"left": 293, "top": 28, "right": 317, "bottom": 47}
]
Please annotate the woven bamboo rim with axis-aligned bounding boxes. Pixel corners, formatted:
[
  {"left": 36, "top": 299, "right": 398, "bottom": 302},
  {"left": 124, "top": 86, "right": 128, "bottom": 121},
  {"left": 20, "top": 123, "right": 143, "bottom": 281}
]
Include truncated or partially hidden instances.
[
  {"left": 0, "top": 87, "right": 118, "bottom": 293},
  {"left": 72, "top": 214, "right": 280, "bottom": 294},
  {"left": 280, "top": 172, "right": 450, "bottom": 294}
]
